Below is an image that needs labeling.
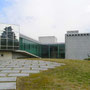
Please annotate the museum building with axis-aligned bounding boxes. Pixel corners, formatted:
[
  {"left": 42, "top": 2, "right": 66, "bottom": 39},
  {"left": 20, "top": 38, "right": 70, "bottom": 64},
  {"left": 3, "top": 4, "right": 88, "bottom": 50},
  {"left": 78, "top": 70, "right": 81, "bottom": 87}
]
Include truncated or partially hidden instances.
[
  {"left": 1, "top": 23, "right": 90, "bottom": 60},
  {"left": 0, "top": 24, "right": 65, "bottom": 59}
]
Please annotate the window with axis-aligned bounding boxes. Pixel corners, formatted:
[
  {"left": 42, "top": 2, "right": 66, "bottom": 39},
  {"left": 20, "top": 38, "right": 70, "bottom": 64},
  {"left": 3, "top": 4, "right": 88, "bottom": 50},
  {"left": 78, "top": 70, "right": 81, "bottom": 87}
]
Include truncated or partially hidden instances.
[
  {"left": 84, "top": 34, "right": 86, "bottom": 36},
  {"left": 1, "top": 54, "right": 4, "bottom": 57},
  {"left": 78, "top": 34, "right": 80, "bottom": 36},
  {"left": 75, "top": 34, "right": 77, "bottom": 36},
  {"left": 87, "top": 34, "right": 89, "bottom": 36},
  {"left": 72, "top": 34, "right": 74, "bottom": 36},
  {"left": 69, "top": 34, "right": 71, "bottom": 36}
]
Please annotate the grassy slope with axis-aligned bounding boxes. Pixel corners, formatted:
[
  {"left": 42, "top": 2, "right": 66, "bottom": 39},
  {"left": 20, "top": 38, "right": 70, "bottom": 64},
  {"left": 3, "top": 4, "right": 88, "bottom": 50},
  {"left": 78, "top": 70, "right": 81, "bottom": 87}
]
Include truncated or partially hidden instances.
[{"left": 17, "top": 59, "right": 90, "bottom": 90}]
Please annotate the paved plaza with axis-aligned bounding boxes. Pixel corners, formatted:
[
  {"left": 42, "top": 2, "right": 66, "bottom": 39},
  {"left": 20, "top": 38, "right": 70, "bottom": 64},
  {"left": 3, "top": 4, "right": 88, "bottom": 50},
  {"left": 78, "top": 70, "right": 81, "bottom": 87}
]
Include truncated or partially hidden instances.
[{"left": 0, "top": 59, "right": 65, "bottom": 89}]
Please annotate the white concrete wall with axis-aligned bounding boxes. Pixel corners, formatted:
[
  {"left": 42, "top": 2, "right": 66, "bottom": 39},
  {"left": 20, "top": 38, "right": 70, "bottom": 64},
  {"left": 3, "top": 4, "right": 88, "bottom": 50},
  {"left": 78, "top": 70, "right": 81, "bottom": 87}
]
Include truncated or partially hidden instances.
[
  {"left": 12, "top": 52, "right": 29, "bottom": 59},
  {"left": 65, "top": 33, "right": 90, "bottom": 60},
  {"left": 0, "top": 51, "right": 35, "bottom": 60},
  {"left": 39, "top": 36, "right": 57, "bottom": 44},
  {"left": 0, "top": 52, "right": 12, "bottom": 60}
]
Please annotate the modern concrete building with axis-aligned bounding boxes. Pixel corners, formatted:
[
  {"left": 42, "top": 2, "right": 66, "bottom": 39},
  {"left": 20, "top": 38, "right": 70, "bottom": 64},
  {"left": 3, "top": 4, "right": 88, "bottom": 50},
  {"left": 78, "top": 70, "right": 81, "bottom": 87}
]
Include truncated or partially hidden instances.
[
  {"left": 65, "top": 31, "right": 90, "bottom": 60},
  {"left": 0, "top": 24, "right": 65, "bottom": 60},
  {"left": 1, "top": 23, "right": 90, "bottom": 60}
]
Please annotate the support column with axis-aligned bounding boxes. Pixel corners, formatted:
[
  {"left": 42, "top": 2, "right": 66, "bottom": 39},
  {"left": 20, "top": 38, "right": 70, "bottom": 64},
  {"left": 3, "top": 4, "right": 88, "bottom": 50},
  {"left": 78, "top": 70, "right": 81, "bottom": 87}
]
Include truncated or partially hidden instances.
[{"left": 48, "top": 45, "right": 50, "bottom": 58}]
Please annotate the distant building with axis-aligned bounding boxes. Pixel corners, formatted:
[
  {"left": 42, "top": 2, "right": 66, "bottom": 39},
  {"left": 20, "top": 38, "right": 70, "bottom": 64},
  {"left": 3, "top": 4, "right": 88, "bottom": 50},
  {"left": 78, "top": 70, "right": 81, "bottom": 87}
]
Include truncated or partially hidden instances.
[
  {"left": 65, "top": 31, "right": 90, "bottom": 60},
  {"left": 39, "top": 36, "right": 57, "bottom": 44}
]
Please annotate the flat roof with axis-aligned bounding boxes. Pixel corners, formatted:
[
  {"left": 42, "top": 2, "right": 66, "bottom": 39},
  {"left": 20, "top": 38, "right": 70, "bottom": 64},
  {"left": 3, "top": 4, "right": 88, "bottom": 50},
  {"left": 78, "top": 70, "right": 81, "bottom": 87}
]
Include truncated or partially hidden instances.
[
  {"left": 20, "top": 34, "right": 65, "bottom": 45},
  {"left": 20, "top": 34, "right": 41, "bottom": 44}
]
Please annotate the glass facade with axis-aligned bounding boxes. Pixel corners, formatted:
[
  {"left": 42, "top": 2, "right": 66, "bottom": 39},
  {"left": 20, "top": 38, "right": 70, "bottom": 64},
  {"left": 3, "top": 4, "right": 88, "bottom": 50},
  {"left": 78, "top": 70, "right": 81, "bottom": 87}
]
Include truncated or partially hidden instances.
[
  {"left": 0, "top": 24, "right": 19, "bottom": 50},
  {"left": 19, "top": 37, "right": 41, "bottom": 57},
  {"left": 19, "top": 37, "right": 65, "bottom": 58},
  {"left": 0, "top": 24, "right": 65, "bottom": 58},
  {"left": 41, "top": 44, "right": 65, "bottom": 58}
]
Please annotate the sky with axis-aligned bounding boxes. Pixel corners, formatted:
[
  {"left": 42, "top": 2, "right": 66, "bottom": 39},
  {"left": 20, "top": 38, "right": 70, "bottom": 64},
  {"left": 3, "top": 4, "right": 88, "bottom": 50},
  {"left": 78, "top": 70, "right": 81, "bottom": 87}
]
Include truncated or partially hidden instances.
[{"left": 0, "top": 0, "right": 90, "bottom": 42}]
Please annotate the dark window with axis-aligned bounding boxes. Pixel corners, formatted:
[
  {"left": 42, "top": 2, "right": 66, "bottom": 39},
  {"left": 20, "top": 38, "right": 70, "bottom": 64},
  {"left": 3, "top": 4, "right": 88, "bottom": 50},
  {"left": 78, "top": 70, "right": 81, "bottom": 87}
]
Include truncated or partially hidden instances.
[
  {"left": 1, "top": 54, "right": 3, "bottom": 57},
  {"left": 8, "top": 39, "right": 13, "bottom": 46},
  {"left": 84, "top": 34, "right": 86, "bottom": 36},
  {"left": 1, "top": 39, "right": 6, "bottom": 45},
  {"left": 61, "top": 53, "right": 65, "bottom": 58},
  {"left": 78, "top": 34, "right": 80, "bottom": 36},
  {"left": 72, "top": 34, "right": 74, "bottom": 36},
  {"left": 75, "top": 34, "right": 77, "bottom": 36},
  {"left": 87, "top": 34, "right": 89, "bottom": 36}
]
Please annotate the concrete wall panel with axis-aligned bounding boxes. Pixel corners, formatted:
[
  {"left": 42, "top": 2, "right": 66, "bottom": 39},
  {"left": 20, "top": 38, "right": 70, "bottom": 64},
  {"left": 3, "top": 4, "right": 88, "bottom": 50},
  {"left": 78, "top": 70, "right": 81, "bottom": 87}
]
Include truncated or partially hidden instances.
[{"left": 65, "top": 33, "right": 90, "bottom": 60}]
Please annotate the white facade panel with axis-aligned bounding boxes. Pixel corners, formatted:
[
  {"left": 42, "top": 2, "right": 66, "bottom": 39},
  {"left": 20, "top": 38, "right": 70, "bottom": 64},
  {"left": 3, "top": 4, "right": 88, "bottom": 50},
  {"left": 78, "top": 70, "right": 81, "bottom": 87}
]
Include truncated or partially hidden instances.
[
  {"left": 0, "top": 52, "right": 12, "bottom": 60},
  {"left": 39, "top": 36, "right": 57, "bottom": 44},
  {"left": 65, "top": 32, "right": 90, "bottom": 60}
]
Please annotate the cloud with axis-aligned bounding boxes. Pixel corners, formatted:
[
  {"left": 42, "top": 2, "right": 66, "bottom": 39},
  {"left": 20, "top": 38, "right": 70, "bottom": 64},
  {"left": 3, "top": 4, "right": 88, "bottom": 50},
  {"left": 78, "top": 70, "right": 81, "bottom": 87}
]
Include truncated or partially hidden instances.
[{"left": 0, "top": 0, "right": 90, "bottom": 42}]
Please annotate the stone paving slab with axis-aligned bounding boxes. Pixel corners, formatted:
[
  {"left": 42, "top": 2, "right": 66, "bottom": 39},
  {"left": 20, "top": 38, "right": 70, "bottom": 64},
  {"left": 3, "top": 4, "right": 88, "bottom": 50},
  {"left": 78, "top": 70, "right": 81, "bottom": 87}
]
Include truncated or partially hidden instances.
[
  {"left": 21, "top": 70, "right": 40, "bottom": 73},
  {"left": 0, "top": 77, "right": 16, "bottom": 81},
  {"left": 0, "top": 74, "right": 7, "bottom": 76},
  {"left": 0, "top": 82, "right": 16, "bottom": 89},
  {"left": 32, "top": 67, "right": 48, "bottom": 70},
  {"left": 13, "top": 68, "right": 30, "bottom": 70},
  {"left": 24, "top": 65, "right": 39, "bottom": 68},
  {"left": 0, "top": 59, "right": 65, "bottom": 90},
  {"left": 8, "top": 73, "right": 29, "bottom": 77},
  {"left": 0, "top": 68, "right": 12, "bottom": 70},
  {"left": 6, "top": 66, "right": 21, "bottom": 68},
  {"left": 1, "top": 70, "right": 20, "bottom": 73},
  {"left": 38, "top": 64, "right": 47, "bottom": 66},
  {"left": 0, "top": 66, "right": 6, "bottom": 68}
]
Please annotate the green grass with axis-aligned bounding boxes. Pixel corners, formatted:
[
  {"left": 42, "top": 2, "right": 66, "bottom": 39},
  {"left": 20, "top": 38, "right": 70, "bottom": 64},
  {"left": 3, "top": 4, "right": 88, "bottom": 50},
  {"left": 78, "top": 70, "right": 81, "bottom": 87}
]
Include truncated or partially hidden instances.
[{"left": 17, "top": 59, "right": 90, "bottom": 90}]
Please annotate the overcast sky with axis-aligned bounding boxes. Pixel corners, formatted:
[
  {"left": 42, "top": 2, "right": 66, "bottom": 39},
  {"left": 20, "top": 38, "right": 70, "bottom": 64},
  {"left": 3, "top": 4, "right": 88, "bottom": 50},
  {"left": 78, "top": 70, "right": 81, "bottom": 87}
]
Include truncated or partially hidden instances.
[{"left": 0, "top": 0, "right": 90, "bottom": 42}]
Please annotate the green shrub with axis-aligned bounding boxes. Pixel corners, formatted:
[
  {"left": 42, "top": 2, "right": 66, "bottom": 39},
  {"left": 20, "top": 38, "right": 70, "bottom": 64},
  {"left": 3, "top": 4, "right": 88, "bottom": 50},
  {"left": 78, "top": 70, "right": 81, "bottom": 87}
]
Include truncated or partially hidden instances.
[{"left": 84, "top": 58, "right": 90, "bottom": 60}]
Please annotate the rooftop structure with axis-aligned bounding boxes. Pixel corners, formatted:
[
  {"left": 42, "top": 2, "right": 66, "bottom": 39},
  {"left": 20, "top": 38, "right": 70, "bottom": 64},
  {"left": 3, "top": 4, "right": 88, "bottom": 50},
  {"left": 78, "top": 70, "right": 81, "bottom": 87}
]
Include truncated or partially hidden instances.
[
  {"left": 67, "top": 30, "right": 79, "bottom": 34},
  {"left": 39, "top": 36, "right": 57, "bottom": 44}
]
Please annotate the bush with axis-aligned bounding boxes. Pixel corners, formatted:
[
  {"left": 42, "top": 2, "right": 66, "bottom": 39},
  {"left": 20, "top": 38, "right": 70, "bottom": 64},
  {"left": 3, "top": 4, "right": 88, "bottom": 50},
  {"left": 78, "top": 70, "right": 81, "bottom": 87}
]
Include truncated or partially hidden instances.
[{"left": 84, "top": 58, "right": 90, "bottom": 60}]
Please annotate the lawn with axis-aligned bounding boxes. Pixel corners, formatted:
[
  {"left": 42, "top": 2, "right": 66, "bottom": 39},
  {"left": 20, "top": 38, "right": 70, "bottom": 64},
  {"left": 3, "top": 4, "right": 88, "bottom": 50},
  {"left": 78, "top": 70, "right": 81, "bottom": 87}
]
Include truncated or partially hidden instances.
[{"left": 17, "top": 59, "right": 90, "bottom": 90}]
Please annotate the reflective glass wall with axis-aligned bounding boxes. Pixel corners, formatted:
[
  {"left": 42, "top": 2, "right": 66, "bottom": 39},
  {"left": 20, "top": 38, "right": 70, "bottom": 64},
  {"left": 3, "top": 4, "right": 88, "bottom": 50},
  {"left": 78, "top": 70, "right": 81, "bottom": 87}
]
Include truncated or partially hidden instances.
[
  {"left": 0, "top": 24, "right": 19, "bottom": 50},
  {"left": 19, "top": 37, "right": 41, "bottom": 57},
  {"left": 41, "top": 44, "right": 65, "bottom": 58},
  {"left": 19, "top": 36, "right": 65, "bottom": 58}
]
